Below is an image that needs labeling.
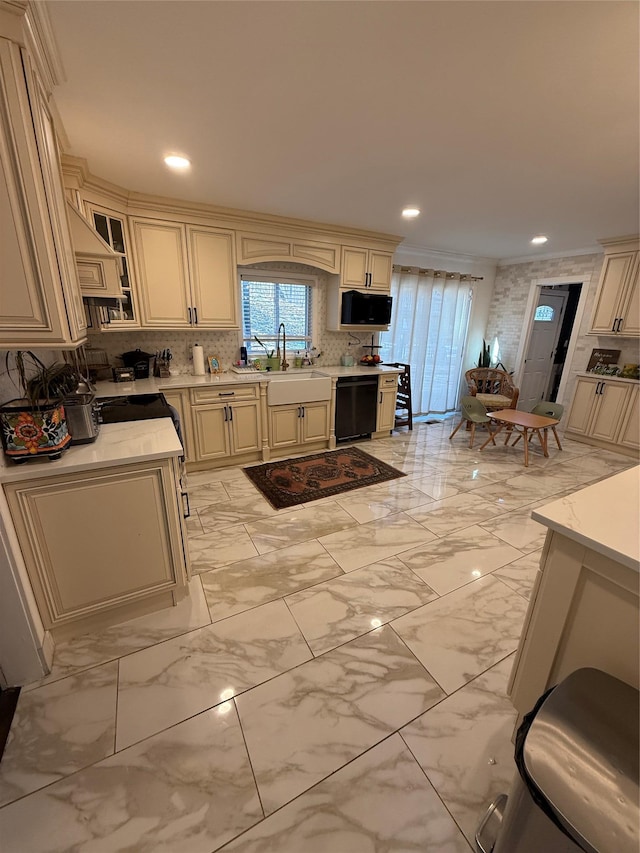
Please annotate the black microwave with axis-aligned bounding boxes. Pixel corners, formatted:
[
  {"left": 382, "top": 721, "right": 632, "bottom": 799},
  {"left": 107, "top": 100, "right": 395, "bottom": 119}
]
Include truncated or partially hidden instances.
[{"left": 341, "top": 290, "right": 393, "bottom": 326}]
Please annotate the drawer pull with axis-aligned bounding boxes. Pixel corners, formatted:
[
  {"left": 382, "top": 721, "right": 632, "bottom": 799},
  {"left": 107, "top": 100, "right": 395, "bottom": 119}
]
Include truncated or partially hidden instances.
[{"left": 218, "top": 392, "right": 235, "bottom": 397}]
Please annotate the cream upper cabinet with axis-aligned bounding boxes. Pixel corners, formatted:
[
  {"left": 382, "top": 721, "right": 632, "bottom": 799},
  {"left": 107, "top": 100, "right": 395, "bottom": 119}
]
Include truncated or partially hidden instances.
[
  {"left": 341, "top": 247, "right": 393, "bottom": 292},
  {"left": 236, "top": 232, "right": 339, "bottom": 273},
  {"left": 565, "top": 374, "right": 638, "bottom": 454},
  {"left": 132, "top": 218, "right": 238, "bottom": 330},
  {"left": 131, "top": 219, "right": 191, "bottom": 328},
  {"left": 187, "top": 225, "right": 239, "bottom": 329},
  {"left": 589, "top": 240, "right": 639, "bottom": 337},
  {"left": 0, "top": 38, "right": 86, "bottom": 348}
]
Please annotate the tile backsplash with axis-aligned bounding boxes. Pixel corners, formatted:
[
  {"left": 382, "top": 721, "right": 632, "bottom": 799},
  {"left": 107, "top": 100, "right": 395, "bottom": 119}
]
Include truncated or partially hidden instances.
[{"left": 86, "top": 263, "right": 376, "bottom": 375}]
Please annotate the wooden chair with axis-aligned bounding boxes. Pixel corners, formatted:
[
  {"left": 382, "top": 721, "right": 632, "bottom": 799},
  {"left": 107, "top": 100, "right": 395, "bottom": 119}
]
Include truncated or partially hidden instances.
[
  {"left": 388, "top": 363, "right": 413, "bottom": 430},
  {"left": 465, "top": 368, "right": 519, "bottom": 412},
  {"left": 512, "top": 401, "right": 564, "bottom": 451},
  {"left": 449, "top": 396, "right": 497, "bottom": 448}
]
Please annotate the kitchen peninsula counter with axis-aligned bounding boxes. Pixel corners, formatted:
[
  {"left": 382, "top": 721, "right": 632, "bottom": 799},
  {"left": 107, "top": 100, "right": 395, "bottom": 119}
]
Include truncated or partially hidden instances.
[
  {"left": 0, "top": 420, "right": 182, "bottom": 484},
  {"left": 508, "top": 466, "right": 640, "bottom": 725}
]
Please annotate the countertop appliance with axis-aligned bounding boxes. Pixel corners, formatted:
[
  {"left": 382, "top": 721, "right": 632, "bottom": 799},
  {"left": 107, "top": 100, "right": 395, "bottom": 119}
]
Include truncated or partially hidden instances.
[
  {"left": 97, "top": 393, "right": 173, "bottom": 423},
  {"left": 341, "top": 290, "right": 392, "bottom": 326},
  {"left": 63, "top": 393, "right": 100, "bottom": 445},
  {"left": 335, "top": 375, "right": 378, "bottom": 440},
  {"left": 119, "top": 349, "right": 155, "bottom": 380}
]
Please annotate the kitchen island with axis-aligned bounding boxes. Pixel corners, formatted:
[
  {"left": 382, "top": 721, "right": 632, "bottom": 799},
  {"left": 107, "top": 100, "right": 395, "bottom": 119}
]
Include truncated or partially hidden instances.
[
  {"left": 0, "top": 419, "right": 190, "bottom": 643},
  {"left": 508, "top": 466, "right": 640, "bottom": 725}
]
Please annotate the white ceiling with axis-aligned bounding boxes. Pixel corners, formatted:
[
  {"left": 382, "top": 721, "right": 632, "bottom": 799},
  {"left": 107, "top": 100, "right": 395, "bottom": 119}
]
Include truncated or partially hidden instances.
[{"left": 44, "top": 0, "right": 639, "bottom": 262}]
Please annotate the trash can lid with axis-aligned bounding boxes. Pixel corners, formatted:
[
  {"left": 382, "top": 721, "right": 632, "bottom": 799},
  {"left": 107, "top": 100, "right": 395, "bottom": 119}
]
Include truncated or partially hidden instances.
[{"left": 524, "top": 668, "right": 639, "bottom": 853}]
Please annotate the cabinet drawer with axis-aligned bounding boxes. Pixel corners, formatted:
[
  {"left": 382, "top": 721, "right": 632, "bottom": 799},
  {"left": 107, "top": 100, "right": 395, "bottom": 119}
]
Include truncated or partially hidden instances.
[
  {"left": 190, "top": 383, "right": 259, "bottom": 404},
  {"left": 379, "top": 374, "right": 398, "bottom": 388}
]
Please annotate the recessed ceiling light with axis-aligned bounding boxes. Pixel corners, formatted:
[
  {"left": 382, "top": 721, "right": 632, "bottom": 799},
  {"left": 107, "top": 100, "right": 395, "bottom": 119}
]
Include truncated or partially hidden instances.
[
  {"left": 531, "top": 235, "right": 548, "bottom": 245},
  {"left": 402, "top": 207, "right": 421, "bottom": 219},
  {"left": 164, "top": 155, "right": 191, "bottom": 170}
]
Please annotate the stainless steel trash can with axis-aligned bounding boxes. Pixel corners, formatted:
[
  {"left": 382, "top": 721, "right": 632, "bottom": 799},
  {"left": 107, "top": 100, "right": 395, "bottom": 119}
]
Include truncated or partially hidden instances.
[{"left": 477, "top": 668, "right": 639, "bottom": 853}]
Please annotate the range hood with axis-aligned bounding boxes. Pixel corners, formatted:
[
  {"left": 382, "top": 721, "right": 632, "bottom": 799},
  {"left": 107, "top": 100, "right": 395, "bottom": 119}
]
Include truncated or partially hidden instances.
[{"left": 66, "top": 202, "right": 125, "bottom": 301}]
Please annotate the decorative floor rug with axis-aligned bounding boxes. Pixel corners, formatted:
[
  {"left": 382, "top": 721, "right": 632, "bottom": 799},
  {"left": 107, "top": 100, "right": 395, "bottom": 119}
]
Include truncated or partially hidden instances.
[{"left": 244, "top": 446, "right": 406, "bottom": 509}]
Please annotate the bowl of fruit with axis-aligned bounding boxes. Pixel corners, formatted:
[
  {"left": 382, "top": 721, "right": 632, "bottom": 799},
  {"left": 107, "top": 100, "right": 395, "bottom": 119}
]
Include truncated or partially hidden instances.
[{"left": 360, "top": 355, "right": 382, "bottom": 366}]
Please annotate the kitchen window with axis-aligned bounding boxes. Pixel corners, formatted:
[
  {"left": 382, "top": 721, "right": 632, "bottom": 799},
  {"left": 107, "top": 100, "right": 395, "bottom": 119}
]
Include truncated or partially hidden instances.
[{"left": 240, "top": 272, "right": 315, "bottom": 357}]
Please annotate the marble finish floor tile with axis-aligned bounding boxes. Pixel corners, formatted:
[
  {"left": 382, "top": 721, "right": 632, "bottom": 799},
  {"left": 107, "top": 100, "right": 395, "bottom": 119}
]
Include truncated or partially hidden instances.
[
  {"left": 392, "top": 575, "right": 528, "bottom": 694},
  {"left": 401, "top": 657, "right": 518, "bottom": 845},
  {"left": 0, "top": 706, "right": 262, "bottom": 853},
  {"left": 116, "top": 599, "right": 312, "bottom": 750},
  {"left": 318, "top": 511, "right": 437, "bottom": 572},
  {"left": 0, "top": 662, "right": 118, "bottom": 807},
  {"left": 245, "top": 501, "right": 358, "bottom": 554},
  {"left": 286, "top": 556, "right": 438, "bottom": 654},
  {"left": 221, "top": 734, "right": 470, "bottom": 853},
  {"left": 409, "top": 472, "right": 461, "bottom": 500},
  {"left": 185, "top": 512, "right": 205, "bottom": 536},
  {"left": 334, "top": 479, "right": 434, "bottom": 522},
  {"left": 25, "top": 577, "right": 211, "bottom": 690},
  {"left": 188, "top": 479, "right": 230, "bottom": 509},
  {"left": 407, "top": 492, "right": 506, "bottom": 536},
  {"left": 198, "top": 493, "right": 282, "bottom": 532},
  {"left": 478, "top": 474, "right": 565, "bottom": 510},
  {"left": 479, "top": 502, "right": 548, "bottom": 552},
  {"left": 494, "top": 549, "right": 542, "bottom": 599},
  {"left": 235, "top": 625, "right": 445, "bottom": 814},
  {"left": 187, "top": 523, "right": 259, "bottom": 571},
  {"left": 397, "top": 526, "right": 523, "bottom": 595},
  {"left": 201, "top": 540, "right": 343, "bottom": 622}
]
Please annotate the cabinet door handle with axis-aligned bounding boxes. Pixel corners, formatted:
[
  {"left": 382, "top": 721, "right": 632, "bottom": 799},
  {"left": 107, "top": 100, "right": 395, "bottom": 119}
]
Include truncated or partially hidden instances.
[
  {"left": 193, "top": 306, "right": 198, "bottom": 325},
  {"left": 188, "top": 307, "right": 192, "bottom": 325},
  {"left": 301, "top": 406, "right": 305, "bottom": 417},
  {"left": 228, "top": 406, "right": 233, "bottom": 421},
  {"left": 616, "top": 317, "right": 623, "bottom": 332},
  {"left": 611, "top": 319, "right": 617, "bottom": 332},
  {"left": 223, "top": 405, "right": 228, "bottom": 422},
  {"left": 379, "top": 392, "right": 383, "bottom": 404},
  {"left": 297, "top": 406, "right": 301, "bottom": 417}
]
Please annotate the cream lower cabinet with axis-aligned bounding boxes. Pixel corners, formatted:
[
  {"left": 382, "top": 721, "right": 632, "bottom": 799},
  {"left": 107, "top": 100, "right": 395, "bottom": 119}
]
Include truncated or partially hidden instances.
[
  {"left": 0, "top": 37, "right": 86, "bottom": 348},
  {"left": 376, "top": 375, "right": 398, "bottom": 433},
  {"left": 268, "top": 402, "right": 331, "bottom": 450},
  {"left": 3, "top": 458, "right": 189, "bottom": 641},
  {"left": 509, "top": 530, "right": 639, "bottom": 728},
  {"left": 190, "top": 384, "right": 261, "bottom": 463},
  {"left": 565, "top": 375, "right": 639, "bottom": 454},
  {"left": 161, "top": 388, "right": 193, "bottom": 463},
  {"left": 132, "top": 218, "right": 238, "bottom": 330}
]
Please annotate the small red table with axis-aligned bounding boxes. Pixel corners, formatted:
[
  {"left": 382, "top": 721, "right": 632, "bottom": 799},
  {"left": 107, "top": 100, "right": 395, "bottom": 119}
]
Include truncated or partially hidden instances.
[{"left": 479, "top": 409, "right": 560, "bottom": 467}]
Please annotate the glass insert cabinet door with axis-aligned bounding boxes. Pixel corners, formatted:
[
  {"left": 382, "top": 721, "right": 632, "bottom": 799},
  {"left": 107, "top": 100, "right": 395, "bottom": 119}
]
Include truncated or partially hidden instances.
[{"left": 86, "top": 204, "right": 139, "bottom": 326}]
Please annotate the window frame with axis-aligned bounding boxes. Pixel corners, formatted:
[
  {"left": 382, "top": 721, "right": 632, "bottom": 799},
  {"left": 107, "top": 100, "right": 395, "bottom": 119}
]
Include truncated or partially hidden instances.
[{"left": 237, "top": 268, "right": 319, "bottom": 356}]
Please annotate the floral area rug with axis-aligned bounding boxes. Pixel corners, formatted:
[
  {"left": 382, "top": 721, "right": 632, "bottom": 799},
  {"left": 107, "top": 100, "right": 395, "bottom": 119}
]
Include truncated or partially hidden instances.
[{"left": 243, "top": 446, "right": 406, "bottom": 509}]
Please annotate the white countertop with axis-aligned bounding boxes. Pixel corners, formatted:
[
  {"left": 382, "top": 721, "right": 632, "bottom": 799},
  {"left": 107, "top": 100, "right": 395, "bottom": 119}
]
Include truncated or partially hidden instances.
[
  {"left": 0, "top": 420, "right": 182, "bottom": 484},
  {"left": 576, "top": 371, "right": 639, "bottom": 386},
  {"left": 531, "top": 466, "right": 640, "bottom": 571},
  {"left": 94, "top": 364, "right": 403, "bottom": 397}
]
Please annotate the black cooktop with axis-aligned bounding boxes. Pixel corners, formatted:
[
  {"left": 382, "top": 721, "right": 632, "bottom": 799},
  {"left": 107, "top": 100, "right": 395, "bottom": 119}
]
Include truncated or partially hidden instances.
[{"left": 97, "top": 393, "right": 173, "bottom": 424}]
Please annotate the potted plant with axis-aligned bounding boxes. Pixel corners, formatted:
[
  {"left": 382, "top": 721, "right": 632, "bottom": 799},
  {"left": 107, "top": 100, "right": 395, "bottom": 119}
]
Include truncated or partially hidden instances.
[{"left": 0, "top": 352, "right": 81, "bottom": 462}]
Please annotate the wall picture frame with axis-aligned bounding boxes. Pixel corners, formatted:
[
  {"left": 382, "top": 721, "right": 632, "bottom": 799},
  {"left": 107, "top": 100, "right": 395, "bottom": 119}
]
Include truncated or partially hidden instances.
[{"left": 208, "top": 355, "right": 222, "bottom": 374}]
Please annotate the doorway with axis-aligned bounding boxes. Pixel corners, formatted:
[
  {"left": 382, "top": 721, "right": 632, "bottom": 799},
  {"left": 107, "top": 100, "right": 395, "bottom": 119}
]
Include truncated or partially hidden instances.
[
  {"left": 514, "top": 277, "right": 586, "bottom": 411},
  {"left": 519, "top": 289, "right": 567, "bottom": 410}
]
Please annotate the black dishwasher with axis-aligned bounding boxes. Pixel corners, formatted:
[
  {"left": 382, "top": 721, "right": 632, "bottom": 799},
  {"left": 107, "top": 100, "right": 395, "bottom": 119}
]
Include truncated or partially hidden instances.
[{"left": 335, "top": 375, "right": 379, "bottom": 440}]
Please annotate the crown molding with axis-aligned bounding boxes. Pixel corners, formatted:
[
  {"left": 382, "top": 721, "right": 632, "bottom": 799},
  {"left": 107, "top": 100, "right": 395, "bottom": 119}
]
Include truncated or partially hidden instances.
[
  {"left": 497, "top": 245, "right": 601, "bottom": 266},
  {"left": 23, "top": 1, "right": 64, "bottom": 93}
]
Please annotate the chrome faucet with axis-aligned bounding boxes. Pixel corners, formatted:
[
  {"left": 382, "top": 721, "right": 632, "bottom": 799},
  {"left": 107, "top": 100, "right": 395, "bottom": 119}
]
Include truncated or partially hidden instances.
[{"left": 277, "top": 323, "right": 288, "bottom": 371}]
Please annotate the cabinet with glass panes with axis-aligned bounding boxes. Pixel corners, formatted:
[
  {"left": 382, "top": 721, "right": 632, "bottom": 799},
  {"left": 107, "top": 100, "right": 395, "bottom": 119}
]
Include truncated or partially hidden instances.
[{"left": 84, "top": 203, "right": 140, "bottom": 328}]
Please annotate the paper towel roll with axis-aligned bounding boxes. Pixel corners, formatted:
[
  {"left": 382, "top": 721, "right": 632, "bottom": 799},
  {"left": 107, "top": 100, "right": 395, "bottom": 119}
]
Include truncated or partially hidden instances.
[{"left": 192, "top": 344, "right": 205, "bottom": 376}]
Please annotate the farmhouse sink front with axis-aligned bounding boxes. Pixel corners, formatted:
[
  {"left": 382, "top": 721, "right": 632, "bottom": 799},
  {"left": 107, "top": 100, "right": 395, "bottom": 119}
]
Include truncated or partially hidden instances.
[{"left": 267, "top": 372, "right": 332, "bottom": 405}]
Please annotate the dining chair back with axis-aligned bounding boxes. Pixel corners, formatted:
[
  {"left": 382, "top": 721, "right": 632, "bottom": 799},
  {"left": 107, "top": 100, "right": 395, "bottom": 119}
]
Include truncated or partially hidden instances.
[
  {"left": 511, "top": 400, "right": 564, "bottom": 450},
  {"left": 449, "top": 396, "right": 496, "bottom": 448}
]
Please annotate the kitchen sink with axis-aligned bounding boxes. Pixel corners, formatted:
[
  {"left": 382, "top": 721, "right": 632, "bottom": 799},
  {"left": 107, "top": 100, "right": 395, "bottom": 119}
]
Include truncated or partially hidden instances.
[{"left": 267, "top": 372, "right": 332, "bottom": 405}]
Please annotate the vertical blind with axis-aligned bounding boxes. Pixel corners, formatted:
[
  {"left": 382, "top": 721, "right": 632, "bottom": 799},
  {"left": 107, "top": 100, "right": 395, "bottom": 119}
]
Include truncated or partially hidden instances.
[{"left": 379, "top": 269, "right": 473, "bottom": 414}]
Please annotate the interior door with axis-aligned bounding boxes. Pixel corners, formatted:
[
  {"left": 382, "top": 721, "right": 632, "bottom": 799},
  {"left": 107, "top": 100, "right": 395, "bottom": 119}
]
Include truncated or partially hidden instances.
[{"left": 519, "top": 290, "right": 567, "bottom": 410}]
